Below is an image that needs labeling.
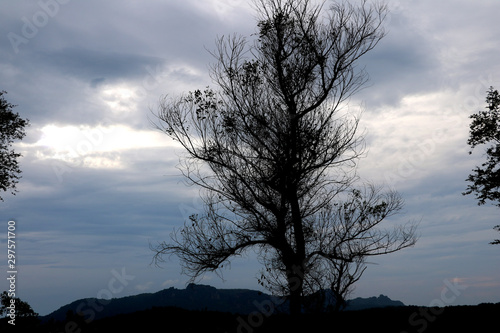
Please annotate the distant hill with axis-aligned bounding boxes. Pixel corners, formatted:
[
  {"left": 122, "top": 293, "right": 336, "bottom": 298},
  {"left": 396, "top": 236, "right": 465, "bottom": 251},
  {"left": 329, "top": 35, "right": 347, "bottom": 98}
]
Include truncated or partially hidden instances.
[
  {"left": 41, "top": 284, "right": 282, "bottom": 322},
  {"left": 41, "top": 283, "right": 404, "bottom": 323},
  {"left": 347, "top": 294, "right": 405, "bottom": 310}
]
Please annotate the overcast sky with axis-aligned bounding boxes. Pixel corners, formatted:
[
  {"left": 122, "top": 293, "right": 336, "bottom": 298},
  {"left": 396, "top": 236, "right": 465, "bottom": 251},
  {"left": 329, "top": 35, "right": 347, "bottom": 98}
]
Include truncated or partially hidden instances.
[{"left": 1, "top": 0, "right": 499, "bottom": 316}]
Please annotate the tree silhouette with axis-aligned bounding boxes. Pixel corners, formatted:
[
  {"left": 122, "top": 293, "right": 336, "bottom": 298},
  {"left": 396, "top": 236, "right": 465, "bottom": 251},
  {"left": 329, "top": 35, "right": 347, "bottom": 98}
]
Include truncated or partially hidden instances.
[
  {"left": 464, "top": 87, "right": 500, "bottom": 244},
  {"left": 153, "top": 0, "right": 417, "bottom": 314},
  {"left": 0, "top": 91, "right": 29, "bottom": 201},
  {"left": 1, "top": 291, "right": 38, "bottom": 318}
]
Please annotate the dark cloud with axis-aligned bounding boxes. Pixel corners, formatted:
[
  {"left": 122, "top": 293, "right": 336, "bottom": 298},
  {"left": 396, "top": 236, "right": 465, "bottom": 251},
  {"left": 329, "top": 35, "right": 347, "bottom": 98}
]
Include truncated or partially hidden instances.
[
  {"left": 37, "top": 48, "right": 166, "bottom": 85},
  {"left": 359, "top": 11, "right": 443, "bottom": 108},
  {"left": 90, "top": 77, "right": 106, "bottom": 88}
]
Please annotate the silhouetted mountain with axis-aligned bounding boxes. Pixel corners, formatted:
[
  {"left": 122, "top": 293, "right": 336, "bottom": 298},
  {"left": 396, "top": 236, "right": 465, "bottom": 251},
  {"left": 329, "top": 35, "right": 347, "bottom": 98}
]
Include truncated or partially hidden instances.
[
  {"left": 41, "top": 284, "right": 283, "bottom": 322},
  {"left": 41, "top": 283, "right": 404, "bottom": 323},
  {"left": 302, "top": 289, "right": 405, "bottom": 312},
  {"left": 347, "top": 294, "right": 405, "bottom": 310}
]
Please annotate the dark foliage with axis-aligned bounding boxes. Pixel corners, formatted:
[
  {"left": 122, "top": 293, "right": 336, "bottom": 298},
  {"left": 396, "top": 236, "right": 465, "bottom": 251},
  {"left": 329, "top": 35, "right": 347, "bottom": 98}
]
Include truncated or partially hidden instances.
[
  {"left": 0, "top": 291, "right": 38, "bottom": 318},
  {"left": 465, "top": 87, "right": 500, "bottom": 205},
  {"left": 0, "top": 291, "right": 39, "bottom": 331},
  {"left": 464, "top": 87, "right": 500, "bottom": 244},
  {"left": 0, "top": 90, "right": 29, "bottom": 201}
]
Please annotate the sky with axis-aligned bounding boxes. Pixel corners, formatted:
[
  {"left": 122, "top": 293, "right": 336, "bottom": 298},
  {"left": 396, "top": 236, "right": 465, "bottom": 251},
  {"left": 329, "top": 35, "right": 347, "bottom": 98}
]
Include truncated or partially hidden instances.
[{"left": 1, "top": 0, "right": 499, "bottom": 316}]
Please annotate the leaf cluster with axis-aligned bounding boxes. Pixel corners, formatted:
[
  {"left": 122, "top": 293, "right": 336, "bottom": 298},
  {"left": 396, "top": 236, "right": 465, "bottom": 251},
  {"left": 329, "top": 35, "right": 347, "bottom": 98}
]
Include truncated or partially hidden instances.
[
  {"left": 464, "top": 87, "right": 500, "bottom": 206},
  {"left": 0, "top": 91, "right": 29, "bottom": 201},
  {"left": 0, "top": 291, "right": 38, "bottom": 318}
]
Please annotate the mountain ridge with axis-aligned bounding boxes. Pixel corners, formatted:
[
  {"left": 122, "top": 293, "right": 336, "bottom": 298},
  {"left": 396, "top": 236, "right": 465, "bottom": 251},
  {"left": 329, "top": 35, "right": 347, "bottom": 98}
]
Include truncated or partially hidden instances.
[{"left": 41, "top": 283, "right": 404, "bottom": 322}]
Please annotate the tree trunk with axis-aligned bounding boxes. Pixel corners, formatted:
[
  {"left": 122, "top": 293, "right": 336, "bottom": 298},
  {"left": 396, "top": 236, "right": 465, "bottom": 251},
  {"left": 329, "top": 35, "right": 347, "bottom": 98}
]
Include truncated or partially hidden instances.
[{"left": 287, "top": 264, "right": 304, "bottom": 315}]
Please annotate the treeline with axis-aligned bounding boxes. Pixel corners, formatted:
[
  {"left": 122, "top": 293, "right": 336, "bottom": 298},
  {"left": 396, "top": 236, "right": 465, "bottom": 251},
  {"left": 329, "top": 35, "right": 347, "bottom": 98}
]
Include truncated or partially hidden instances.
[{"left": 2, "top": 303, "right": 499, "bottom": 333}]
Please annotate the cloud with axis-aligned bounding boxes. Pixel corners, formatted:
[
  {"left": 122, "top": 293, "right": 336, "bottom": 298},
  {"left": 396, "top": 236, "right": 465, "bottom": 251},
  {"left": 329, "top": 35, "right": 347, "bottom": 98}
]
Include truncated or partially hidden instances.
[
  {"left": 161, "top": 279, "right": 180, "bottom": 288},
  {"left": 38, "top": 48, "right": 166, "bottom": 84},
  {"left": 31, "top": 123, "right": 174, "bottom": 168},
  {"left": 135, "top": 281, "right": 154, "bottom": 292}
]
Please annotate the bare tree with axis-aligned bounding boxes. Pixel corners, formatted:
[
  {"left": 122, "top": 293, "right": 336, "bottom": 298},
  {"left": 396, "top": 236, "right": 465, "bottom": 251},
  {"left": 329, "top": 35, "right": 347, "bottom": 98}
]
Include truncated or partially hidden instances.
[
  {"left": 254, "top": 184, "right": 415, "bottom": 312},
  {"left": 153, "top": 0, "right": 417, "bottom": 315}
]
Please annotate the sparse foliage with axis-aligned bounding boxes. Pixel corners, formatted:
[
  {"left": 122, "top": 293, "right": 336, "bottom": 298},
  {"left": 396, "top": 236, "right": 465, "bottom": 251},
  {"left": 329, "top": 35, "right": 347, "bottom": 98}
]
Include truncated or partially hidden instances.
[
  {"left": 153, "top": 0, "right": 416, "bottom": 314},
  {"left": 491, "top": 225, "right": 500, "bottom": 245},
  {"left": 464, "top": 87, "right": 500, "bottom": 244},
  {"left": 0, "top": 91, "right": 29, "bottom": 201}
]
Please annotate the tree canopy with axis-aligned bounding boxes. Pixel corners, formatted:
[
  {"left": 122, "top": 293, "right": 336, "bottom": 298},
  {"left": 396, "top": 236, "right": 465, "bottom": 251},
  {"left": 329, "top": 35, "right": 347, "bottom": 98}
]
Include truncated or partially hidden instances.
[
  {"left": 1, "top": 291, "right": 38, "bottom": 318},
  {"left": 0, "top": 91, "right": 29, "bottom": 201},
  {"left": 464, "top": 87, "right": 500, "bottom": 244}
]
